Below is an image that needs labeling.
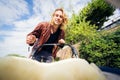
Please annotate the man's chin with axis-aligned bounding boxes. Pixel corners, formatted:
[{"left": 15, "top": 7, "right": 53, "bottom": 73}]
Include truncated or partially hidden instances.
[{"left": 54, "top": 22, "right": 60, "bottom": 26}]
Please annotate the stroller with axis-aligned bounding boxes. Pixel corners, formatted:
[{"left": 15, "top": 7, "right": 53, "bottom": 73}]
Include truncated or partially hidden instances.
[
  {"left": 30, "top": 43, "right": 120, "bottom": 80},
  {"left": 30, "top": 43, "right": 79, "bottom": 61}
]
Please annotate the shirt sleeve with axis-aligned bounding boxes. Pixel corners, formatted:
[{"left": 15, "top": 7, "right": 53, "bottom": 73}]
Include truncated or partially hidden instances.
[{"left": 27, "top": 22, "right": 43, "bottom": 38}]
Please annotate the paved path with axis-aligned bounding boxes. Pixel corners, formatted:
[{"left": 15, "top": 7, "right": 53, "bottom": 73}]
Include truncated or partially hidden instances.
[{"left": 103, "top": 72, "right": 120, "bottom": 80}]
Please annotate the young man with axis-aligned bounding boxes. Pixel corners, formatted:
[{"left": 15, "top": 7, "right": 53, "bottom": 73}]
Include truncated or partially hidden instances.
[{"left": 26, "top": 8, "right": 68, "bottom": 62}]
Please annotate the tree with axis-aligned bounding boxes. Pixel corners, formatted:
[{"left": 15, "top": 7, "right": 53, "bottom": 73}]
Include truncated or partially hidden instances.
[{"left": 78, "top": 0, "right": 115, "bottom": 30}]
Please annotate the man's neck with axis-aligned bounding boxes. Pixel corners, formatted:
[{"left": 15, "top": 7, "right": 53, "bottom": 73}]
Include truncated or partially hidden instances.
[{"left": 51, "top": 25, "right": 59, "bottom": 34}]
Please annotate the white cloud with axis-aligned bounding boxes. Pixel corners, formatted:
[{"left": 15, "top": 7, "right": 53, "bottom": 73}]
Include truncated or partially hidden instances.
[
  {"left": 0, "top": 15, "right": 44, "bottom": 57},
  {"left": 0, "top": 31, "right": 28, "bottom": 57},
  {"left": 13, "top": 16, "right": 42, "bottom": 31},
  {"left": 0, "top": 0, "right": 29, "bottom": 26},
  {"left": 32, "top": 0, "right": 91, "bottom": 19},
  {"left": 0, "top": 0, "right": 30, "bottom": 57}
]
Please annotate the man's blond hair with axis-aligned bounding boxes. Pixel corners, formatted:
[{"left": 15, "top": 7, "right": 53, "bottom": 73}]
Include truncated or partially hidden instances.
[{"left": 50, "top": 8, "right": 68, "bottom": 30}]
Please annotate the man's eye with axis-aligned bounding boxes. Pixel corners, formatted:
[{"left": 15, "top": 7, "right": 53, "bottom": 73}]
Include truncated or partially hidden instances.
[
  {"left": 55, "top": 14, "right": 63, "bottom": 18},
  {"left": 60, "top": 15, "right": 63, "bottom": 18},
  {"left": 55, "top": 14, "right": 59, "bottom": 17}
]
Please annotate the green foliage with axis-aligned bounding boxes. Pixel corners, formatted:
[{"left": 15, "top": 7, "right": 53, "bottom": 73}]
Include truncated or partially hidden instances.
[
  {"left": 65, "top": 0, "right": 115, "bottom": 44},
  {"left": 65, "top": 19, "right": 98, "bottom": 44},
  {"left": 79, "top": 29, "right": 120, "bottom": 68},
  {"left": 78, "top": 0, "right": 115, "bottom": 29},
  {"left": 65, "top": 0, "right": 118, "bottom": 68}
]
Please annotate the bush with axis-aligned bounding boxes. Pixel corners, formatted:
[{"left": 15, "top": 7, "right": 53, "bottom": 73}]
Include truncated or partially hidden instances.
[
  {"left": 65, "top": 20, "right": 98, "bottom": 44},
  {"left": 79, "top": 29, "right": 120, "bottom": 68}
]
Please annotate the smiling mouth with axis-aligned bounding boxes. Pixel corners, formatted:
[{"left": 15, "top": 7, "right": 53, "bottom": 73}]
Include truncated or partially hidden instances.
[{"left": 55, "top": 19, "right": 60, "bottom": 23}]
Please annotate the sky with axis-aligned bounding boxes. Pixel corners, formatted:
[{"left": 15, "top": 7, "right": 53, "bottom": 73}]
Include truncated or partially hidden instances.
[{"left": 0, "top": 0, "right": 120, "bottom": 57}]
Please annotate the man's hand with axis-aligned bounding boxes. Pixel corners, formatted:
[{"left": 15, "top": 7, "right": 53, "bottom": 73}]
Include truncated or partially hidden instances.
[
  {"left": 58, "top": 39, "right": 65, "bottom": 44},
  {"left": 26, "top": 35, "right": 36, "bottom": 45}
]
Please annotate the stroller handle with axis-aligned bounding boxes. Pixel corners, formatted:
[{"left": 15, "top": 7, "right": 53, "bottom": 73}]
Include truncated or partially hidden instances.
[{"left": 31, "top": 43, "right": 79, "bottom": 58}]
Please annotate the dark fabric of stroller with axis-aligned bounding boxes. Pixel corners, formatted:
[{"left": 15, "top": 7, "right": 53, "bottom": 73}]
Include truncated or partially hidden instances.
[{"left": 33, "top": 29, "right": 60, "bottom": 62}]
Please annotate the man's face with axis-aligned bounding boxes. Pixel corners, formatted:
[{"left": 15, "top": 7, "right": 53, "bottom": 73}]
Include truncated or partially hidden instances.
[{"left": 53, "top": 10, "right": 63, "bottom": 26}]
